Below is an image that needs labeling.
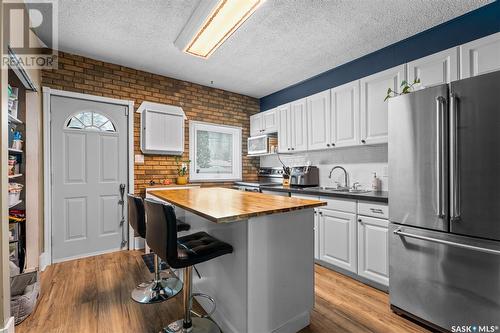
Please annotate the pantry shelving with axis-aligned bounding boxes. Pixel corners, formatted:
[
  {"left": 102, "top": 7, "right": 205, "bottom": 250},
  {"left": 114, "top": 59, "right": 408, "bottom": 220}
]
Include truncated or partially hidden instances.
[{"left": 7, "top": 51, "right": 36, "bottom": 274}]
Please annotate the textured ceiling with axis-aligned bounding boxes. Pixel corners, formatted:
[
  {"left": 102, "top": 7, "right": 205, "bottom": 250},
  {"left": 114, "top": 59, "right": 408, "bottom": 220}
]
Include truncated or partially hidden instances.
[{"left": 33, "top": 0, "right": 490, "bottom": 98}]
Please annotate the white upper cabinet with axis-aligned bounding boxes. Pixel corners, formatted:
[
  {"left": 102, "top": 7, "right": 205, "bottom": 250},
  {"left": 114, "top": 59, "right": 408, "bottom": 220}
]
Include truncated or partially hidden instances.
[
  {"left": 461, "top": 32, "right": 500, "bottom": 79},
  {"left": 250, "top": 108, "right": 277, "bottom": 136},
  {"left": 331, "top": 80, "right": 360, "bottom": 148},
  {"left": 360, "top": 64, "right": 406, "bottom": 145},
  {"left": 262, "top": 109, "right": 278, "bottom": 133},
  {"left": 290, "top": 98, "right": 308, "bottom": 152},
  {"left": 250, "top": 113, "right": 263, "bottom": 137},
  {"left": 277, "top": 104, "right": 291, "bottom": 153},
  {"left": 307, "top": 90, "right": 331, "bottom": 151},
  {"left": 408, "top": 47, "right": 459, "bottom": 88},
  {"left": 138, "top": 102, "right": 186, "bottom": 155},
  {"left": 277, "top": 100, "right": 307, "bottom": 153}
]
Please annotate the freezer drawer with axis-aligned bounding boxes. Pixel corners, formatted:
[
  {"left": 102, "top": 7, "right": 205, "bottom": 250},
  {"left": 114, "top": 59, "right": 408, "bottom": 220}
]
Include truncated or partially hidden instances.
[{"left": 389, "top": 223, "right": 500, "bottom": 331}]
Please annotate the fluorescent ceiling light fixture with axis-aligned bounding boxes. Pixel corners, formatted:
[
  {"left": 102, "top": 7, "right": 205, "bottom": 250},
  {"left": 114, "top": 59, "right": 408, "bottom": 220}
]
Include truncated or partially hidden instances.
[{"left": 175, "top": 0, "right": 264, "bottom": 59}]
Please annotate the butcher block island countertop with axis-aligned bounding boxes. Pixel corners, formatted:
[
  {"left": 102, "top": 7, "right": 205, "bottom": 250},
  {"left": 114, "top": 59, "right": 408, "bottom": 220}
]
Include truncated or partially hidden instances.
[
  {"left": 148, "top": 187, "right": 326, "bottom": 223},
  {"left": 149, "top": 187, "right": 324, "bottom": 333}
]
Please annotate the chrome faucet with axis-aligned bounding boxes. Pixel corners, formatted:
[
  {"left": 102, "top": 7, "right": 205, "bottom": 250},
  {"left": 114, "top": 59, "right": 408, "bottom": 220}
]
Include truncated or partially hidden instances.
[{"left": 329, "top": 166, "right": 349, "bottom": 189}]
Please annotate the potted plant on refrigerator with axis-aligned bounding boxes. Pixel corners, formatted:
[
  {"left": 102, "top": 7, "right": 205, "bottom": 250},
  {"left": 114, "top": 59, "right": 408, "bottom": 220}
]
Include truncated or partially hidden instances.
[{"left": 175, "top": 157, "right": 190, "bottom": 185}]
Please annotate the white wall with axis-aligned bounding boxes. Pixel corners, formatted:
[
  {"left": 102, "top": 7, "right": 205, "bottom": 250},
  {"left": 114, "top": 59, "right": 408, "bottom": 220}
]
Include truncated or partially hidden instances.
[{"left": 260, "top": 144, "right": 388, "bottom": 191}]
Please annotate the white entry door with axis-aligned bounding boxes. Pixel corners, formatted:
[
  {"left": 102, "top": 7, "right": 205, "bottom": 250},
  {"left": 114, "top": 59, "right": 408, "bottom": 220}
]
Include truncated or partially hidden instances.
[{"left": 50, "top": 96, "right": 128, "bottom": 262}]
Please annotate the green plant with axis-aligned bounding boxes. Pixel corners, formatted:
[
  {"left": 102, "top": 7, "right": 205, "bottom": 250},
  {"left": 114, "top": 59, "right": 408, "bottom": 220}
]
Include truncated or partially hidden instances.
[
  {"left": 384, "top": 78, "right": 421, "bottom": 101},
  {"left": 174, "top": 156, "right": 190, "bottom": 176}
]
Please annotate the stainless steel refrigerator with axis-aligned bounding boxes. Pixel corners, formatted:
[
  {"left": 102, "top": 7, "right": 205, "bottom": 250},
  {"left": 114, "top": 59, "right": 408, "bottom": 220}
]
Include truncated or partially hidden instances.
[{"left": 388, "top": 70, "right": 500, "bottom": 332}]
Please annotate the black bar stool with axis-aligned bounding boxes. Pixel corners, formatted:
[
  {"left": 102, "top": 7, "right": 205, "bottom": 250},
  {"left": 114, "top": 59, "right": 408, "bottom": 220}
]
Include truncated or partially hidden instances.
[
  {"left": 144, "top": 199, "right": 233, "bottom": 333},
  {"left": 128, "top": 194, "right": 188, "bottom": 304}
]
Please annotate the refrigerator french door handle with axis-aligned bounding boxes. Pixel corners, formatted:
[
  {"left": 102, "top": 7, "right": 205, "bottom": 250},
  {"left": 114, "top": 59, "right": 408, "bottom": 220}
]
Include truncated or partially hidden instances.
[
  {"left": 450, "top": 93, "right": 460, "bottom": 222},
  {"left": 435, "top": 96, "right": 446, "bottom": 219},
  {"left": 394, "top": 227, "right": 500, "bottom": 255}
]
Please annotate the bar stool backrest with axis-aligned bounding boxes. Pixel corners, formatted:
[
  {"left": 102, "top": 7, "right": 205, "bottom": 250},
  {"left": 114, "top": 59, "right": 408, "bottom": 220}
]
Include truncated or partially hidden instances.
[
  {"left": 127, "top": 194, "right": 146, "bottom": 239},
  {"left": 144, "top": 199, "right": 179, "bottom": 263}
]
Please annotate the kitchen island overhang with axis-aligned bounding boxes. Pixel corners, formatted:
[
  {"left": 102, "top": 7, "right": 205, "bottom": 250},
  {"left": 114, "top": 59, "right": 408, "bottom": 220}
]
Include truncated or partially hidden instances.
[{"left": 148, "top": 188, "right": 325, "bottom": 333}]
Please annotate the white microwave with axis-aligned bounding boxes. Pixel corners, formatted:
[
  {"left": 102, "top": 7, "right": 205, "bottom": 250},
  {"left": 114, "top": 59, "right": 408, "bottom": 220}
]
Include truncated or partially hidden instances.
[{"left": 247, "top": 135, "right": 277, "bottom": 156}]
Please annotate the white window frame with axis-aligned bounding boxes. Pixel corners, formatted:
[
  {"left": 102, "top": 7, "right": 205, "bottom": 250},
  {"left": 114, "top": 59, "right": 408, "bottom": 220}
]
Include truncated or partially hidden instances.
[{"left": 189, "top": 121, "right": 242, "bottom": 182}]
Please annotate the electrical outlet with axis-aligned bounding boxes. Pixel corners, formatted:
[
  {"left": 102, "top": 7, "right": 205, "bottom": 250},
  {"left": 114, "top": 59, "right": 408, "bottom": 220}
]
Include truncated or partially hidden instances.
[
  {"left": 135, "top": 154, "right": 144, "bottom": 164},
  {"left": 383, "top": 166, "right": 388, "bottom": 177}
]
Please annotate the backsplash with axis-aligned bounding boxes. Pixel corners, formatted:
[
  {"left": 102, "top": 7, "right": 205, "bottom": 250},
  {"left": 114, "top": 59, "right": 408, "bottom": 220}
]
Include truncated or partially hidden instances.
[{"left": 260, "top": 145, "right": 388, "bottom": 191}]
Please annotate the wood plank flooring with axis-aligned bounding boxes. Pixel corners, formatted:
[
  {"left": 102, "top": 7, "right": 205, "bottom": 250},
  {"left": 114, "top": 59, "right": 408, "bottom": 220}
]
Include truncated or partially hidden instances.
[{"left": 17, "top": 251, "right": 430, "bottom": 333}]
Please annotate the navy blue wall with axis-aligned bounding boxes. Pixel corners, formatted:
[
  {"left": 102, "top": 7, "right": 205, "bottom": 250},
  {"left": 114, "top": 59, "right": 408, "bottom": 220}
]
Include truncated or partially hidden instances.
[{"left": 260, "top": 1, "right": 500, "bottom": 111}]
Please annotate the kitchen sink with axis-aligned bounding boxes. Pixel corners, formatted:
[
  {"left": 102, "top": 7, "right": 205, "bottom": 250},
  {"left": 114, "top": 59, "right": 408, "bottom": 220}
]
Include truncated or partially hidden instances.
[
  {"left": 308, "top": 186, "right": 370, "bottom": 194},
  {"left": 308, "top": 186, "right": 350, "bottom": 192},
  {"left": 348, "top": 189, "right": 371, "bottom": 193}
]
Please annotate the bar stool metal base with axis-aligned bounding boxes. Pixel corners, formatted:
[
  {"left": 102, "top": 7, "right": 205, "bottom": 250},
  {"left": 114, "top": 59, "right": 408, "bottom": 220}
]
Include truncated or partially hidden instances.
[
  {"left": 131, "top": 277, "right": 183, "bottom": 304},
  {"left": 163, "top": 317, "right": 220, "bottom": 333}
]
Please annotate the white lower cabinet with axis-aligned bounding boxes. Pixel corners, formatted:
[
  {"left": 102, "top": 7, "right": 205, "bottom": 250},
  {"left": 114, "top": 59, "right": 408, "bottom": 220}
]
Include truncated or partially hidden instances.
[
  {"left": 291, "top": 194, "right": 320, "bottom": 259},
  {"left": 357, "top": 215, "right": 389, "bottom": 286},
  {"left": 318, "top": 209, "right": 357, "bottom": 273},
  {"left": 286, "top": 191, "right": 389, "bottom": 288},
  {"left": 314, "top": 209, "right": 320, "bottom": 260}
]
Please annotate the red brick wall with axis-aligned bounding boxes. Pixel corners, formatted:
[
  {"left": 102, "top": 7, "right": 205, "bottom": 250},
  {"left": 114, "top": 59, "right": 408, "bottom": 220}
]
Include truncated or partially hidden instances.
[{"left": 42, "top": 51, "right": 260, "bottom": 195}]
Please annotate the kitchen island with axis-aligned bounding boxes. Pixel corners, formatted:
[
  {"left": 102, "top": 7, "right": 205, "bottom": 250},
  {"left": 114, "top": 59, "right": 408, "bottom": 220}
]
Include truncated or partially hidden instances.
[{"left": 149, "top": 187, "right": 325, "bottom": 333}]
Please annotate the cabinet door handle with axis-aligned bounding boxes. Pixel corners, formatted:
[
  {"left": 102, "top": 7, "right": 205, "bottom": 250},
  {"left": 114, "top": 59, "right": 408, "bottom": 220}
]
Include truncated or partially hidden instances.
[
  {"left": 319, "top": 211, "right": 323, "bottom": 215},
  {"left": 370, "top": 208, "right": 384, "bottom": 214},
  {"left": 291, "top": 147, "right": 295, "bottom": 150},
  {"left": 436, "top": 96, "right": 446, "bottom": 219},
  {"left": 450, "top": 93, "right": 460, "bottom": 221},
  {"left": 331, "top": 143, "right": 335, "bottom": 146},
  {"left": 326, "top": 144, "right": 330, "bottom": 147},
  {"left": 358, "top": 218, "right": 363, "bottom": 223},
  {"left": 361, "top": 139, "right": 366, "bottom": 144}
]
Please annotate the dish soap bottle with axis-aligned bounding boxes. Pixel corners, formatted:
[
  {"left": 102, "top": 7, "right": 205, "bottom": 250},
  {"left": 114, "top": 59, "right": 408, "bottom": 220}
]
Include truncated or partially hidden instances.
[{"left": 371, "top": 172, "right": 381, "bottom": 192}]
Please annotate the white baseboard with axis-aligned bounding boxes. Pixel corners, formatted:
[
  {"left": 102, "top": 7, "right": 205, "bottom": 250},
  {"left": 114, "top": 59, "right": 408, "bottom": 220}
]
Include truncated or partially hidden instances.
[
  {"left": 52, "top": 248, "right": 122, "bottom": 264},
  {"left": 134, "top": 237, "right": 145, "bottom": 250},
  {"left": 0, "top": 317, "right": 15, "bottom": 333},
  {"left": 39, "top": 252, "right": 50, "bottom": 271},
  {"left": 273, "top": 311, "right": 310, "bottom": 333}
]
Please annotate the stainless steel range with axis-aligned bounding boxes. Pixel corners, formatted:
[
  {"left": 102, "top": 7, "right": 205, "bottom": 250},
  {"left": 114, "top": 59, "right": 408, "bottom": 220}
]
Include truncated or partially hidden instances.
[
  {"left": 234, "top": 167, "right": 285, "bottom": 192},
  {"left": 234, "top": 166, "right": 319, "bottom": 192}
]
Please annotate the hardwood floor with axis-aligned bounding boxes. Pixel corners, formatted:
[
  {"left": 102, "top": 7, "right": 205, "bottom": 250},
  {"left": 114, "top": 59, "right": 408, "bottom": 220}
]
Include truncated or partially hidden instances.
[{"left": 17, "top": 251, "right": 430, "bottom": 333}]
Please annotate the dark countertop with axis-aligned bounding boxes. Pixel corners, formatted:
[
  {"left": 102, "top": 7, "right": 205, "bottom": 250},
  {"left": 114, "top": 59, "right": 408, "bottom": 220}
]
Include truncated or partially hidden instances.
[{"left": 260, "top": 185, "right": 389, "bottom": 203}]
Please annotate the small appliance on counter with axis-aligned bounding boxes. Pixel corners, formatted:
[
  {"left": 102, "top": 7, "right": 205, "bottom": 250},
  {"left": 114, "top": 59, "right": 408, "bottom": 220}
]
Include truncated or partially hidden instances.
[{"left": 289, "top": 166, "right": 319, "bottom": 187}]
